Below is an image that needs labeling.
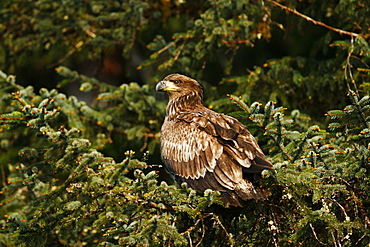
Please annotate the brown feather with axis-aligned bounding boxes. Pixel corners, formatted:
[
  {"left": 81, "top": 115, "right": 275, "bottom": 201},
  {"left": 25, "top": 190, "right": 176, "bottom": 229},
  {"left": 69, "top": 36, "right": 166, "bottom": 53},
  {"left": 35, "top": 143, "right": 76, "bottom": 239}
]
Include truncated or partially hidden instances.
[{"left": 157, "top": 74, "right": 273, "bottom": 207}]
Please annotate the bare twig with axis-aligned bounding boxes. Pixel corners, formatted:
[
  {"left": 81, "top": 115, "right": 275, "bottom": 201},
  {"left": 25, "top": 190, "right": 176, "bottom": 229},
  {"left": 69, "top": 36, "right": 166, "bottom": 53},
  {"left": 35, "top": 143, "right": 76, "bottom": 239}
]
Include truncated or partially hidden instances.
[
  {"left": 356, "top": 233, "right": 368, "bottom": 245},
  {"left": 188, "top": 231, "right": 193, "bottom": 247},
  {"left": 269, "top": 208, "right": 280, "bottom": 247},
  {"left": 210, "top": 213, "right": 229, "bottom": 236},
  {"left": 345, "top": 36, "right": 360, "bottom": 94},
  {"left": 332, "top": 232, "right": 339, "bottom": 247},
  {"left": 310, "top": 223, "right": 327, "bottom": 245},
  {"left": 174, "top": 41, "right": 186, "bottom": 61},
  {"left": 48, "top": 41, "right": 84, "bottom": 68},
  {"left": 181, "top": 217, "right": 204, "bottom": 247},
  {"left": 209, "top": 213, "right": 234, "bottom": 247},
  {"left": 331, "top": 198, "right": 350, "bottom": 222},
  {"left": 157, "top": 40, "right": 179, "bottom": 54},
  {"left": 267, "top": 0, "right": 359, "bottom": 37},
  {"left": 195, "top": 219, "right": 206, "bottom": 247}
]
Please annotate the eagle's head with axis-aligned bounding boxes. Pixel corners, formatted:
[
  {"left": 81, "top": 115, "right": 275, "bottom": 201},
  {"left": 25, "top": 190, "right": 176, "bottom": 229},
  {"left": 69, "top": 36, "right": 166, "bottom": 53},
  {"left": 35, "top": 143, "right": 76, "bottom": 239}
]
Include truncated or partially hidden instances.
[
  {"left": 156, "top": 74, "right": 203, "bottom": 100},
  {"left": 156, "top": 74, "right": 204, "bottom": 115}
]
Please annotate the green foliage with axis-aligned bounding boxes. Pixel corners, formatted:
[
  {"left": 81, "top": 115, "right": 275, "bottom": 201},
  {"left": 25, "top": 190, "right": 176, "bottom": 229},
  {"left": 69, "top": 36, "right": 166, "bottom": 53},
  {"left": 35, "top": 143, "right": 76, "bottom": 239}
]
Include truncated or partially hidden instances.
[
  {"left": 0, "top": 71, "right": 209, "bottom": 246},
  {"left": 55, "top": 66, "right": 164, "bottom": 154},
  {"left": 228, "top": 92, "right": 370, "bottom": 246},
  {"left": 0, "top": 0, "right": 370, "bottom": 246},
  {"left": 142, "top": 0, "right": 272, "bottom": 76},
  {"left": 1, "top": 70, "right": 370, "bottom": 246},
  {"left": 0, "top": 0, "right": 150, "bottom": 69},
  {"left": 0, "top": 70, "right": 245, "bottom": 246}
]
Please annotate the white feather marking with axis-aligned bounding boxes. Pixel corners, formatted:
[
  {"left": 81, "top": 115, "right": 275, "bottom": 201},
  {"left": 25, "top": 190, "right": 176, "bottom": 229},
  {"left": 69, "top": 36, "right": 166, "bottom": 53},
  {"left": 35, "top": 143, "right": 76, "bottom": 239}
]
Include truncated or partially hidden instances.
[
  {"left": 183, "top": 139, "right": 189, "bottom": 162},
  {"left": 211, "top": 142, "right": 223, "bottom": 159},
  {"left": 209, "top": 157, "right": 217, "bottom": 170}
]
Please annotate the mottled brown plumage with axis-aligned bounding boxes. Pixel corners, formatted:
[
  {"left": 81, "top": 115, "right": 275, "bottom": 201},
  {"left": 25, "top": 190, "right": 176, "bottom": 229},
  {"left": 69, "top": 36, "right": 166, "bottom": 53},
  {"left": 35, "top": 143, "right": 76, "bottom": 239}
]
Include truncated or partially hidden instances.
[{"left": 156, "top": 74, "right": 272, "bottom": 207}]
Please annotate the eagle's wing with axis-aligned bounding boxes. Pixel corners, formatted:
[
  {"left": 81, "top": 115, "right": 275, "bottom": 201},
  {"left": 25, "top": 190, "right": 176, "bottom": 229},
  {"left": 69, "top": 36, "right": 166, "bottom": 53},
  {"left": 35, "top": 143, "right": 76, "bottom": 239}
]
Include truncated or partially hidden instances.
[{"left": 160, "top": 110, "right": 272, "bottom": 206}]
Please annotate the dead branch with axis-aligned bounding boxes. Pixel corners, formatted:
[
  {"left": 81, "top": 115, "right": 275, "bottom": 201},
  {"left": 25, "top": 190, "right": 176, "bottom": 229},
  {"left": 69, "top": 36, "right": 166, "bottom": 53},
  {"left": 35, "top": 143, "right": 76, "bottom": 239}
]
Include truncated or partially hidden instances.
[{"left": 267, "top": 0, "right": 359, "bottom": 37}]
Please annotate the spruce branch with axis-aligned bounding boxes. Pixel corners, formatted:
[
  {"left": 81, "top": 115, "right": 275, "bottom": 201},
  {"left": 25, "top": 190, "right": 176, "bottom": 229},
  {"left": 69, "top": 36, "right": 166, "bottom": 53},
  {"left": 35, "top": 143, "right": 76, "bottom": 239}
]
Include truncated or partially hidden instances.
[
  {"left": 0, "top": 2, "right": 369, "bottom": 245},
  {"left": 346, "top": 90, "right": 369, "bottom": 129},
  {"left": 309, "top": 142, "right": 328, "bottom": 168},
  {"left": 226, "top": 94, "right": 251, "bottom": 114},
  {"left": 268, "top": 134, "right": 294, "bottom": 162}
]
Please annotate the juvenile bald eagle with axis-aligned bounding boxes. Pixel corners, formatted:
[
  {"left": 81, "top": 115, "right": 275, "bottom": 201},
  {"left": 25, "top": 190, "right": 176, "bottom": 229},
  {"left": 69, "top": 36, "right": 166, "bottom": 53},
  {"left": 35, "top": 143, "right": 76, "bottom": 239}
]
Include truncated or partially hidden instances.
[{"left": 156, "top": 74, "right": 272, "bottom": 207}]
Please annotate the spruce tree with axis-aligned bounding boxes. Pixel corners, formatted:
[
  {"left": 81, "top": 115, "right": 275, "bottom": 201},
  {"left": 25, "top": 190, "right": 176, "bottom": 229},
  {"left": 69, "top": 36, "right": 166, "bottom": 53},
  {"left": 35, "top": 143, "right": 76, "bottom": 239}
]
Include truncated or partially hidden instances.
[{"left": 0, "top": 0, "right": 369, "bottom": 246}]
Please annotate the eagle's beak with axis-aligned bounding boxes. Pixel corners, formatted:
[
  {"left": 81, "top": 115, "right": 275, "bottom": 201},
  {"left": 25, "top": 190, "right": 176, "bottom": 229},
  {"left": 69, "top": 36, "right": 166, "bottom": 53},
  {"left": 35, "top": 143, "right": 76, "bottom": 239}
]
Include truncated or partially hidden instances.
[{"left": 156, "top": 80, "right": 179, "bottom": 92}]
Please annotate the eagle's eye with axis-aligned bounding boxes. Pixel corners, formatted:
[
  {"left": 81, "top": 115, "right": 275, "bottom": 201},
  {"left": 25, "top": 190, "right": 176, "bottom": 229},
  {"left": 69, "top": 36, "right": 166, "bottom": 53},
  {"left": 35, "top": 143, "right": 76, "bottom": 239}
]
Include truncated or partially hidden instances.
[{"left": 172, "top": 80, "right": 181, "bottom": 84}]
